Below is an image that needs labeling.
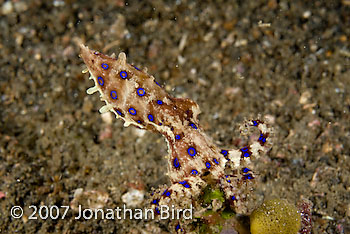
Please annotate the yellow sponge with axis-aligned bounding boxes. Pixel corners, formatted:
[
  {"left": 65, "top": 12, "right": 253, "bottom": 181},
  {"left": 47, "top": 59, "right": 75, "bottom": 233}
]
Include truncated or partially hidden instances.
[{"left": 250, "top": 199, "right": 301, "bottom": 234}]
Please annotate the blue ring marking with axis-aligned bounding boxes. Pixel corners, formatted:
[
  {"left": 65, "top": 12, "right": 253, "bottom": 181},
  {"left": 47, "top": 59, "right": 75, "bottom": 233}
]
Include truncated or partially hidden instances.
[
  {"left": 97, "top": 76, "right": 104, "bottom": 86},
  {"left": 220, "top": 150, "right": 228, "bottom": 156},
  {"left": 119, "top": 71, "right": 128, "bottom": 79},
  {"left": 253, "top": 120, "right": 258, "bottom": 126},
  {"left": 162, "top": 189, "right": 171, "bottom": 197},
  {"left": 240, "top": 147, "right": 248, "bottom": 152},
  {"left": 243, "top": 167, "right": 251, "bottom": 173},
  {"left": 213, "top": 158, "right": 219, "bottom": 164},
  {"left": 205, "top": 162, "right": 211, "bottom": 169},
  {"left": 187, "top": 147, "right": 196, "bottom": 157},
  {"left": 173, "top": 158, "right": 180, "bottom": 168},
  {"left": 175, "top": 134, "right": 181, "bottom": 140},
  {"left": 231, "top": 195, "right": 236, "bottom": 201},
  {"left": 240, "top": 147, "right": 251, "bottom": 157},
  {"left": 115, "top": 109, "right": 123, "bottom": 116},
  {"left": 110, "top": 90, "right": 117, "bottom": 99},
  {"left": 259, "top": 134, "right": 266, "bottom": 143},
  {"left": 128, "top": 108, "right": 137, "bottom": 115},
  {"left": 156, "top": 100, "right": 163, "bottom": 105},
  {"left": 191, "top": 169, "right": 198, "bottom": 175},
  {"left": 155, "top": 207, "right": 160, "bottom": 214},
  {"left": 244, "top": 152, "right": 251, "bottom": 157},
  {"left": 148, "top": 114, "right": 154, "bottom": 122},
  {"left": 137, "top": 88, "right": 145, "bottom": 97},
  {"left": 179, "top": 181, "right": 191, "bottom": 188},
  {"left": 190, "top": 123, "right": 197, "bottom": 129},
  {"left": 101, "top": 63, "right": 109, "bottom": 70},
  {"left": 152, "top": 199, "right": 159, "bottom": 205}
]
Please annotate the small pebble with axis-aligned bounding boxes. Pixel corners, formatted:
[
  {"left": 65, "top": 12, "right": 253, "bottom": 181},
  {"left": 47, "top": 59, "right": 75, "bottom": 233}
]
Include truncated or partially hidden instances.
[
  {"left": 121, "top": 189, "right": 145, "bottom": 207},
  {"left": 2, "top": 1, "right": 13, "bottom": 15}
]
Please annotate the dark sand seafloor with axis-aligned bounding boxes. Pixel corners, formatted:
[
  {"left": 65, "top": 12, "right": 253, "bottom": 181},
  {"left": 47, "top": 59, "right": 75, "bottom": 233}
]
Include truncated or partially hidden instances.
[{"left": 0, "top": 0, "right": 349, "bottom": 233}]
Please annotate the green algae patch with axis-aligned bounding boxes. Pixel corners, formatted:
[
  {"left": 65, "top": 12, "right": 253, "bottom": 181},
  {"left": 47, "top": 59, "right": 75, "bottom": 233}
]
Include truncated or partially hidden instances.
[
  {"left": 221, "top": 209, "right": 236, "bottom": 219},
  {"left": 203, "top": 187, "right": 225, "bottom": 204},
  {"left": 250, "top": 199, "right": 301, "bottom": 234}
]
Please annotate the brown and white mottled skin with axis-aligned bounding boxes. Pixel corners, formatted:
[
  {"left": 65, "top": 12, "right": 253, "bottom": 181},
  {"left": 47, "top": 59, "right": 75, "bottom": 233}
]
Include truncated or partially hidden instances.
[{"left": 79, "top": 44, "right": 272, "bottom": 222}]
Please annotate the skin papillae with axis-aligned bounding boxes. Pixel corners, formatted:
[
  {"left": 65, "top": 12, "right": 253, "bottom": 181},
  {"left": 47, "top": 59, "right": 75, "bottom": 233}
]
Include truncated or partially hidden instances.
[{"left": 79, "top": 44, "right": 272, "bottom": 231}]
